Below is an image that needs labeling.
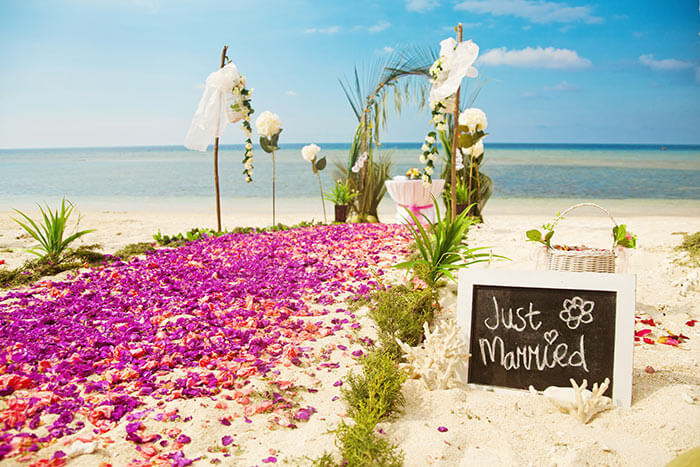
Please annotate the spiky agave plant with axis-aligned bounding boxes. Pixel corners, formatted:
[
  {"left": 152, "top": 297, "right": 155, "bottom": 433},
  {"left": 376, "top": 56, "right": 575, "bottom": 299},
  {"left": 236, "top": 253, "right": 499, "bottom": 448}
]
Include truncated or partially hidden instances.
[
  {"left": 339, "top": 46, "right": 437, "bottom": 222},
  {"left": 11, "top": 198, "right": 95, "bottom": 264}
]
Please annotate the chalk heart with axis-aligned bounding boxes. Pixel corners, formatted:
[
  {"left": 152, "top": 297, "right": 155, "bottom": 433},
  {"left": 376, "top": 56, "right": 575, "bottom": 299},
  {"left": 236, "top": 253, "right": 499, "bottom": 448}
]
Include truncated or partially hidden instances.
[{"left": 544, "top": 329, "right": 559, "bottom": 345}]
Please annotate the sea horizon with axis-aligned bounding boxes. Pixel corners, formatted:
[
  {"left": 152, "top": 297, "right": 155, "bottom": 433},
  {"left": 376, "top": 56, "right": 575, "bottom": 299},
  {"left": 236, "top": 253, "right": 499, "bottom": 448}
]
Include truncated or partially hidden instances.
[{"left": 3, "top": 142, "right": 700, "bottom": 152}]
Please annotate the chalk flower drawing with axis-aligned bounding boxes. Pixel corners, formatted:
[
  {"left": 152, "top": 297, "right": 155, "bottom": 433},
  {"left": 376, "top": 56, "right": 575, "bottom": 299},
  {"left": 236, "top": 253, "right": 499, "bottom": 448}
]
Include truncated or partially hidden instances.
[{"left": 559, "top": 296, "right": 594, "bottom": 330}]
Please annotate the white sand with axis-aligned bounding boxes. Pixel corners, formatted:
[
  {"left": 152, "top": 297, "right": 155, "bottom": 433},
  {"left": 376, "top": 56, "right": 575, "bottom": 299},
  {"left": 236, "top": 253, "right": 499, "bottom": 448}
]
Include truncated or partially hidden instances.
[{"left": 1, "top": 198, "right": 699, "bottom": 465}]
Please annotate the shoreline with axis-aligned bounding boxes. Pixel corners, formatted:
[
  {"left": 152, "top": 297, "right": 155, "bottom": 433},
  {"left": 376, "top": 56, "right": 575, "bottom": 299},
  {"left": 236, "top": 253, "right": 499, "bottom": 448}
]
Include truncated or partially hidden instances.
[{"left": 4, "top": 195, "right": 700, "bottom": 216}]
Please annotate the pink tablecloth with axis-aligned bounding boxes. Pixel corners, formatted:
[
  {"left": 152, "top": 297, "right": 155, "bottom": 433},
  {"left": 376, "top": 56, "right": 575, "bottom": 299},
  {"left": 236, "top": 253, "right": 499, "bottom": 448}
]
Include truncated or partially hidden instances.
[{"left": 385, "top": 179, "right": 445, "bottom": 224}]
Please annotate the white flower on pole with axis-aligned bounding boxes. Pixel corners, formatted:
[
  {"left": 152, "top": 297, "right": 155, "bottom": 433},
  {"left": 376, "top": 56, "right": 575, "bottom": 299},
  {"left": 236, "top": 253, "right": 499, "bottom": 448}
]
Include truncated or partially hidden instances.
[
  {"left": 458, "top": 108, "right": 488, "bottom": 133},
  {"left": 301, "top": 144, "right": 321, "bottom": 162},
  {"left": 255, "top": 111, "right": 282, "bottom": 138},
  {"left": 429, "top": 38, "right": 479, "bottom": 108},
  {"left": 351, "top": 151, "right": 368, "bottom": 173},
  {"left": 469, "top": 140, "right": 484, "bottom": 158},
  {"left": 455, "top": 148, "right": 464, "bottom": 170}
]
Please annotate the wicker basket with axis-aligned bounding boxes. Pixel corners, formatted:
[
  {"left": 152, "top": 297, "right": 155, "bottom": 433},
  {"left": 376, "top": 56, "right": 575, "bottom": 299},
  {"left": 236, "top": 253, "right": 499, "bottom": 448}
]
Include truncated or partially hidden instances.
[{"left": 546, "top": 203, "right": 618, "bottom": 274}]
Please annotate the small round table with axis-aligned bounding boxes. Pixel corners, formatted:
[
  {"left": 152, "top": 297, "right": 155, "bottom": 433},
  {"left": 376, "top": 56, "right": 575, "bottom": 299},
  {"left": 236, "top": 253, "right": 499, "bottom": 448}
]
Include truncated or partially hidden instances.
[{"left": 385, "top": 178, "right": 446, "bottom": 225}]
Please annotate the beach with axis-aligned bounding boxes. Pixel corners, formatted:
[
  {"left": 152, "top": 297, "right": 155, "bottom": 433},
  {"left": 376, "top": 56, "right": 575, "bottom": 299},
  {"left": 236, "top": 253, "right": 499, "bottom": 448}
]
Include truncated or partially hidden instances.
[{"left": 1, "top": 198, "right": 699, "bottom": 466}]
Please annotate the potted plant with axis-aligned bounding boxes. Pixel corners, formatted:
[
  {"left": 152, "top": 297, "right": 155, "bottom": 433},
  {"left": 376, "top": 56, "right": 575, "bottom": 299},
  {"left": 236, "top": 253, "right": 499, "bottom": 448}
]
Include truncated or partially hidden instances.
[
  {"left": 454, "top": 182, "right": 474, "bottom": 216},
  {"left": 324, "top": 180, "right": 359, "bottom": 222}
]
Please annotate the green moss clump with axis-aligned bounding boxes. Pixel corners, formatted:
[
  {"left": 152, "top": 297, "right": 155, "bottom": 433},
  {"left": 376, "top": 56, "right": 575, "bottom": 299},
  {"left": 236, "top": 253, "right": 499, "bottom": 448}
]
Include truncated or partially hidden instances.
[
  {"left": 113, "top": 242, "right": 155, "bottom": 260},
  {"left": 343, "top": 350, "right": 406, "bottom": 422},
  {"left": 332, "top": 349, "right": 406, "bottom": 467},
  {"left": 0, "top": 244, "right": 109, "bottom": 289},
  {"left": 335, "top": 417, "right": 404, "bottom": 467},
  {"left": 368, "top": 284, "right": 438, "bottom": 357},
  {"left": 678, "top": 231, "right": 700, "bottom": 266}
]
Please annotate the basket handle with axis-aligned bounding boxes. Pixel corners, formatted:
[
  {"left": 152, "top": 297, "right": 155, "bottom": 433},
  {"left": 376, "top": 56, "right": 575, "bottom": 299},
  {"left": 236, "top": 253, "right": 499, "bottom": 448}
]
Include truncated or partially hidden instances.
[{"left": 550, "top": 203, "right": 619, "bottom": 250}]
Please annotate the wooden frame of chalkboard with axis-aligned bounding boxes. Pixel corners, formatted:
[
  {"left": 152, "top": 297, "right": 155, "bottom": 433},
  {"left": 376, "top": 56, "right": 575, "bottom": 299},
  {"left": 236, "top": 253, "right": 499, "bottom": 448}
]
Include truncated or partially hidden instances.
[{"left": 456, "top": 269, "right": 635, "bottom": 408}]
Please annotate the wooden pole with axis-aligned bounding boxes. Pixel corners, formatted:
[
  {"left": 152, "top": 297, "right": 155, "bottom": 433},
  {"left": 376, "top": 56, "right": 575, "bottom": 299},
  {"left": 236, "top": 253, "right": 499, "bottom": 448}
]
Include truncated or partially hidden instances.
[
  {"left": 450, "top": 24, "right": 463, "bottom": 221},
  {"left": 213, "top": 45, "right": 228, "bottom": 232},
  {"left": 272, "top": 151, "right": 276, "bottom": 225}
]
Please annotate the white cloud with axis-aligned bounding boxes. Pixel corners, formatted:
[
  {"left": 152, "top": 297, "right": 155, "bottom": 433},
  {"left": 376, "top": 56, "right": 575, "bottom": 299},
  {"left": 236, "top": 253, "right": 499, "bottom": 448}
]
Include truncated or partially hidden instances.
[
  {"left": 639, "top": 54, "right": 694, "bottom": 71},
  {"left": 369, "top": 21, "right": 391, "bottom": 33},
  {"left": 383, "top": 46, "right": 395, "bottom": 54},
  {"left": 304, "top": 26, "right": 341, "bottom": 34},
  {"left": 454, "top": 0, "right": 603, "bottom": 24},
  {"left": 406, "top": 0, "right": 439, "bottom": 12},
  {"left": 479, "top": 46, "right": 592, "bottom": 69},
  {"left": 285, "top": 90, "right": 298, "bottom": 97},
  {"left": 543, "top": 80, "right": 581, "bottom": 92}
]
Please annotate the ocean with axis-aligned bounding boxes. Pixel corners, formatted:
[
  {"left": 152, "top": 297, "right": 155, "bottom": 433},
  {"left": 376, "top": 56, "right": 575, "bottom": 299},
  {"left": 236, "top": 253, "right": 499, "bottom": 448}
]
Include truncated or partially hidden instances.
[{"left": 1, "top": 143, "right": 699, "bottom": 211}]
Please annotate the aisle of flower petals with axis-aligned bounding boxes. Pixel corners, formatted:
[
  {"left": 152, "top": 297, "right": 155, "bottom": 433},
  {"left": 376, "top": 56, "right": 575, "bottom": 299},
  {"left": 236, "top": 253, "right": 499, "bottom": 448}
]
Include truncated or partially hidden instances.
[{"left": 0, "top": 224, "right": 411, "bottom": 466}]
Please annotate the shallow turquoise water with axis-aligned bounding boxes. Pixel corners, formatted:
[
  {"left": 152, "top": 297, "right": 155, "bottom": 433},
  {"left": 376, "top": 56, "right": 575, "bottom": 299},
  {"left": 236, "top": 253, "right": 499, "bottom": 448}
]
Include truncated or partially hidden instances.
[{"left": 1, "top": 143, "right": 698, "bottom": 209}]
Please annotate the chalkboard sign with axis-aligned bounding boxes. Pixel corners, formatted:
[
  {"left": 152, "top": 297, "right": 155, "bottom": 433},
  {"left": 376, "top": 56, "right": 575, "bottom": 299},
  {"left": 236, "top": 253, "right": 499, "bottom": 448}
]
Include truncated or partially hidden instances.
[{"left": 457, "top": 270, "right": 635, "bottom": 407}]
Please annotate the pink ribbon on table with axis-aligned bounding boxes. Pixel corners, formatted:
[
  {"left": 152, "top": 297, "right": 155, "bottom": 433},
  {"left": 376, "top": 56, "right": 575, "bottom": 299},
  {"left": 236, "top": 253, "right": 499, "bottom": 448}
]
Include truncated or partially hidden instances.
[{"left": 399, "top": 203, "right": 433, "bottom": 224}]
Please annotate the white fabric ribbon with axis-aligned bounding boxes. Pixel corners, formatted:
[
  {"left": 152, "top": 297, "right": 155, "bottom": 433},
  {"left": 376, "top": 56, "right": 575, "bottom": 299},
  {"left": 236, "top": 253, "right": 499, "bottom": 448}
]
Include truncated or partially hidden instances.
[
  {"left": 185, "top": 62, "right": 242, "bottom": 152},
  {"left": 429, "top": 38, "right": 479, "bottom": 109}
]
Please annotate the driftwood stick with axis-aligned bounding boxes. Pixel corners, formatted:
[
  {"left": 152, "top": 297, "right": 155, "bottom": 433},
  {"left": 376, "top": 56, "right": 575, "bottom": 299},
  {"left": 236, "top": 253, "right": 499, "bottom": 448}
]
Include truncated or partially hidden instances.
[
  {"left": 213, "top": 45, "right": 228, "bottom": 232},
  {"left": 450, "top": 23, "right": 463, "bottom": 221}
]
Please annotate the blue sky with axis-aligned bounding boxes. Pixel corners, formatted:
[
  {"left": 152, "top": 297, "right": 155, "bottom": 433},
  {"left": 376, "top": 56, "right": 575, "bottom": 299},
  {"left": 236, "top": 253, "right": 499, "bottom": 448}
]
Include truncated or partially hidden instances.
[{"left": 0, "top": 0, "right": 698, "bottom": 148}]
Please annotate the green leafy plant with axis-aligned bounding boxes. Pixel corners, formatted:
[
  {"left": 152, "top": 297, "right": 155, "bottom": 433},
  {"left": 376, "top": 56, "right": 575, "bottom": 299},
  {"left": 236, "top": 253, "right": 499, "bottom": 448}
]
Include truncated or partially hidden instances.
[
  {"left": 613, "top": 224, "right": 637, "bottom": 249},
  {"left": 395, "top": 198, "right": 496, "bottom": 284},
  {"left": 11, "top": 198, "right": 95, "bottom": 263},
  {"left": 324, "top": 180, "right": 359, "bottom": 205},
  {"left": 153, "top": 227, "right": 224, "bottom": 246},
  {"left": 525, "top": 218, "right": 557, "bottom": 249}
]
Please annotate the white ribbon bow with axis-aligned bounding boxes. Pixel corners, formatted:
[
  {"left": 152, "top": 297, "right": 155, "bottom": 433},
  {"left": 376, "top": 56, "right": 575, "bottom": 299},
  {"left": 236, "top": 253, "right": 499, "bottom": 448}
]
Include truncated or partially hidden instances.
[
  {"left": 184, "top": 62, "right": 243, "bottom": 152},
  {"left": 429, "top": 38, "right": 479, "bottom": 109}
]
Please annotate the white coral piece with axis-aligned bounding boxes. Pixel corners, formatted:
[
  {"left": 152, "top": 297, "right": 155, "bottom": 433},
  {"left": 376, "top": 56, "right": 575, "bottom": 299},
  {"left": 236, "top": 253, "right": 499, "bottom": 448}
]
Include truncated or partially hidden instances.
[
  {"left": 672, "top": 270, "right": 698, "bottom": 297},
  {"left": 531, "top": 378, "right": 613, "bottom": 424},
  {"left": 396, "top": 318, "right": 470, "bottom": 390}
]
